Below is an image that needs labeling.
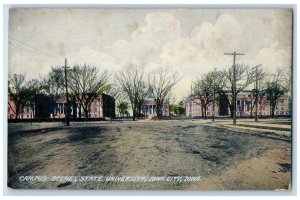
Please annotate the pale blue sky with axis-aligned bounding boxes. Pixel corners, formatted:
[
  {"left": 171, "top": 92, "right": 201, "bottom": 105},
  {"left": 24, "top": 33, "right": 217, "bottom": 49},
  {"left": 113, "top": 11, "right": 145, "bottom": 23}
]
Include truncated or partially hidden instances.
[{"left": 9, "top": 8, "right": 292, "bottom": 101}]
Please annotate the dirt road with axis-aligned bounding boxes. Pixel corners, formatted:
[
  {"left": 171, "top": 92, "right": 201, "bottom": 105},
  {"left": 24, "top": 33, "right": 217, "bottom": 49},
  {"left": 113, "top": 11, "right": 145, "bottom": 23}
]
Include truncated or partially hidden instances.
[{"left": 8, "top": 120, "right": 291, "bottom": 190}]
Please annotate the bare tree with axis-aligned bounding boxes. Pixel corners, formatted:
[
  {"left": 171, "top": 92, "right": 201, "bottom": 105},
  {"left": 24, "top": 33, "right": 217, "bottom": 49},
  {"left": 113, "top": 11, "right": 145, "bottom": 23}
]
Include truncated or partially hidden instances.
[
  {"left": 262, "top": 69, "right": 288, "bottom": 117},
  {"left": 136, "top": 83, "right": 150, "bottom": 119},
  {"left": 8, "top": 74, "right": 27, "bottom": 119},
  {"left": 24, "top": 79, "right": 41, "bottom": 119},
  {"left": 41, "top": 66, "right": 69, "bottom": 119},
  {"left": 43, "top": 66, "right": 65, "bottom": 98},
  {"left": 193, "top": 70, "right": 224, "bottom": 119},
  {"left": 284, "top": 68, "right": 292, "bottom": 93},
  {"left": 193, "top": 81, "right": 212, "bottom": 119},
  {"left": 248, "top": 67, "right": 267, "bottom": 118},
  {"left": 25, "top": 79, "right": 55, "bottom": 120},
  {"left": 115, "top": 67, "right": 148, "bottom": 121},
  {"left": 108, "top": 85, "right": 129, "bottom": 117},
  {"left": 220, "top": 64, "right": 256, "bottom": 118},
  {"left": 148, "top": 67, "right": 181, "bottom": 119},
  {"left": 68, "top": 64, "right": 110, "bottom": 119},
  {"left": 284, "top": 68, "right": 292, "bottom": 115}
]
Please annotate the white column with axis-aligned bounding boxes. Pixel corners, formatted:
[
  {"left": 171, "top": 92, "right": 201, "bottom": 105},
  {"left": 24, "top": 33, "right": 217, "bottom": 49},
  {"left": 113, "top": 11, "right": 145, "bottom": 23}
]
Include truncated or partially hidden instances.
[{"left": 241, "top": 100, "right": 243, "bottom": 111}]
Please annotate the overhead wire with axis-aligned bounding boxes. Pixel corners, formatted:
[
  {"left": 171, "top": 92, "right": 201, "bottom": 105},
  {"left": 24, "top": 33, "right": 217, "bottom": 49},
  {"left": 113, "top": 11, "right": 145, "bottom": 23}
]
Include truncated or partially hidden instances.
[
  {"left": 8, "top": 35, "right": 61, "bottom": 67},
  {"left": 9, "top": 35, "right": 59, "bottom": 61}
]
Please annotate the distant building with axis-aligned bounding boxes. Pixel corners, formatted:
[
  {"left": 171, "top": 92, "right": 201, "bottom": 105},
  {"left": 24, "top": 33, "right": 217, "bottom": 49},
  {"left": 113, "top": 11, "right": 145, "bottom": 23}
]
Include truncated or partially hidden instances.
[
  {"left": 186, "top": 90, "right": 291, "bottom": 118},
  {"left": 8, "top": 102, "right": 38, "bottom": 119},
  {"left": 8, "top": 93, "right": 55, "bottom": 120},
  {"left": 8, "top": 93, "right": 115, "bottom": 120},
  {"left": 53, "top": 93, "right": 115, "bottom": 119},
  {"left": 141, "top": 98, "right": 170, "bottom": 117}
]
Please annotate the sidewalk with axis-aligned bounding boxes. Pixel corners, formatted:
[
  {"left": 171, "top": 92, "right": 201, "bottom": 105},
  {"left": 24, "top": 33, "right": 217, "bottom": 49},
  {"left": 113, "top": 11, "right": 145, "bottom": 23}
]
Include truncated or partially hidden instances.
[{"left": 193, "top": 119, "right": 291, "bottom": 141}]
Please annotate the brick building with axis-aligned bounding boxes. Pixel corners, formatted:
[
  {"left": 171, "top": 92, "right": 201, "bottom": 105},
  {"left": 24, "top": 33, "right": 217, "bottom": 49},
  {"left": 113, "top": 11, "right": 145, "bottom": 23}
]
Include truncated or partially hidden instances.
[
  {"left": 8, "top": 93, "right": 55, "bottom": 120},
  {"left": 8, "top": 93, "right": 115, "bottom": 120},
  {"left": 53, "top": 94, "right": 115, "bottom": 119},
  {"left": 186, "top": 90, "right": 291, "bottom": 118},
  {"left": 141, "top": 98, "right": 170, "bottom": 117}
]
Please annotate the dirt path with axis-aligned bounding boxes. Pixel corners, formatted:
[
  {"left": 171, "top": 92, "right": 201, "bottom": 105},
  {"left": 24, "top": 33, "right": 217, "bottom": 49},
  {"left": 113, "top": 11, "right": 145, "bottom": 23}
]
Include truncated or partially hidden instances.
[{"left": 8, "top": 121, "right": 292, "bottom": 190}]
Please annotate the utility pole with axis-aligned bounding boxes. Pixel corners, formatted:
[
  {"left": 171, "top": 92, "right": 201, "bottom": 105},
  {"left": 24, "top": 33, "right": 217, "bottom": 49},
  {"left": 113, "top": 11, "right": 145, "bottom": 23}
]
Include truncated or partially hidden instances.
[
  {"left": 224, "top": 52, "right": 244, "bottom": 125},
  {"left": 212, "top": 67, "right": 217, "bottom": 122},
  {"left": 110, "top": 95, "right": 112, "bottom": 123},
  {"left": 190, "top": 85, "right": 192, "bottom": 119},
  {"left": 64, "top": 58, "right": 70, "bottom": 126},
  {"left": 254, "top": 64, "right": 262, "bottom": 122}
]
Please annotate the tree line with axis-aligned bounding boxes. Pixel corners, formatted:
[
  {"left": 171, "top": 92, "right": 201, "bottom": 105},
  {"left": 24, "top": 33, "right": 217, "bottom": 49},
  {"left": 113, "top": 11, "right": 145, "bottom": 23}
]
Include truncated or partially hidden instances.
[
  {"left": 8, "top": 65, "right": 110, "bottom": 120},
  {"left": 8, "top": 62, "right": 291, "bottom": 121},
  {"left": 115, "top": 66, "right": 181, "bottom": 120},
  {"left": 8, "top": 64, "right": 181, "bottom": 121},
  {"left": 191, "top": 64, "right": 291, "bottom": 119}
]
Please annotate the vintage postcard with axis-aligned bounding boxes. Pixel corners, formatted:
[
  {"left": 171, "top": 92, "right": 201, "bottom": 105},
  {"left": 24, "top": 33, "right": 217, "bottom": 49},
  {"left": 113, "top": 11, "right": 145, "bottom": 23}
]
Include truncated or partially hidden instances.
[{"left": 7, "top": 8, "right": 292, "bottom": 190}]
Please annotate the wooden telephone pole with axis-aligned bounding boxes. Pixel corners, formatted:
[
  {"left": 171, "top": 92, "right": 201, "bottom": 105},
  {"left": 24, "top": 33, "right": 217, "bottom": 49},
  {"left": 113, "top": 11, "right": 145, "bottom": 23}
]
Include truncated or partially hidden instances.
[
  {"left": 254, "top": 64, "right": 262, "bottom": 122},
  {"left": 190, "top": 85, "right": 192, "bottom": 119},
  {"left": 224, "top": 52, "right": 244, "bottom": 125},
  {"left": 64, "top": 58, "right": 70, "bottom": 126},
  {"left": 212, "top": 68, "right": 217, "bottom": 122}
]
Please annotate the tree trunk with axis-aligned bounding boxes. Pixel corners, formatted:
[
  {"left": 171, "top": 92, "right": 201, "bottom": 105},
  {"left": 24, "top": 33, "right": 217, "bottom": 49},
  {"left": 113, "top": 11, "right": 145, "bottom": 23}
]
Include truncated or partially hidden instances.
[
  {"left": 15, "top": 104, "right": 20, "bottom": 120},
  {"left": 229, "top": 105, "right": 234, "bottom": 118},
  {"left": 15, "top": 110, "right": 18, "bottom": 120},
  {"left": 72, "top": 100, "right": 77, "bottom": 119},
  {"left": 78, "top": 104, "right": 82, "bottom": 119},
  {"left": 158, "top": 103, "right": 163, "bottom": 120},
  {"left": 156, "top": 107, "right": 160, "bottom": 120},
  {"left": 269, "top": 96, "right": 275, "bottom": 118},
  {"left": 132, "top": 105, "right": 136, "bottom": 121},
  {"left": 85, "top": 108, "right": 89, "bottom": 119},
  {"left": 155, "top": 101, "right": 162, "bottom": 120},
  {"left": 137, "top": 106, "right": 141, "bottom": 119},
  {"left": 271, "top": 104, "right": 275, "bottom": 118},
  {"left": 86, "top": 112, "right": 89, "bottom": 119}
]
